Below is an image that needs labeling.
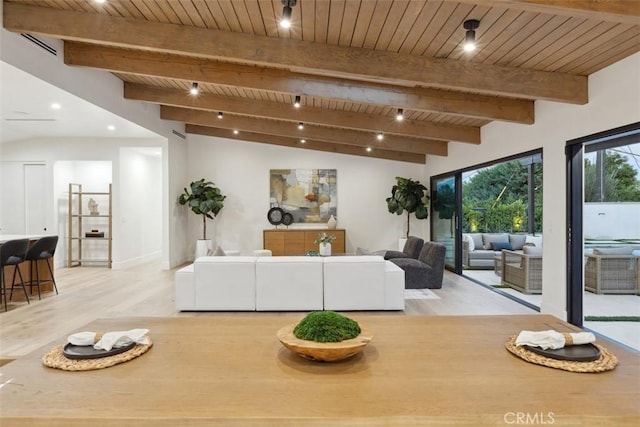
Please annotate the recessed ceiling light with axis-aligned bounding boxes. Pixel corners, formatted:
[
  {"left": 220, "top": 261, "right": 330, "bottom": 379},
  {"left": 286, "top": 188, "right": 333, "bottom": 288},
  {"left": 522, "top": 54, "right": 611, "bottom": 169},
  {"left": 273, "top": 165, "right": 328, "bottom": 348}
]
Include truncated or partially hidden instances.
[
  {"left": 217, "top": 112, "right": 223, "bottom": 119},
  {"left": 300, "top": 139, "right": 306, "bottom": 144},
  {"left": 107, "top": 125, "right": 116, "bottom": 131},
  {"left": 94, "top": 0, "right": 107, "bottom": 4},
  {"left": 366, "top": 147, "right": 372, "bottom": 152},
  {"left": 376, "top": 132, "right": 384, "bottom": 141},
  {"left": 233, "top": 129, "right": 239, "bottom": 135},
  {"left": 51, "top": 103, "right": 61, "bottom": 110},
  {"left": 298, "top": 122, "right": 304, "bottom": 130}
]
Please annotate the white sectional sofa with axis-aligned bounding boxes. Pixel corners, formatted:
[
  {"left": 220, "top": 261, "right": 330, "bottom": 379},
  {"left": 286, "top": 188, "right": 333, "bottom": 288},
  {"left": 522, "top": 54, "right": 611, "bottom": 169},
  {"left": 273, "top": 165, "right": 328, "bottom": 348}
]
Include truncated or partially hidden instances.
[{"left": 175, "top": 255, "right": 404, "bottom": 311}]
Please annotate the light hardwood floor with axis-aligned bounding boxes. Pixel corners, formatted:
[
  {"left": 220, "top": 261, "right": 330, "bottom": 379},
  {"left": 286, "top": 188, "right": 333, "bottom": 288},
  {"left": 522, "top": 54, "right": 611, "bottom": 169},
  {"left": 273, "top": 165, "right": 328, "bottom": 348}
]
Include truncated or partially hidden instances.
[{"left": 0, "top": 261, "right": 536, "bottom": 360}]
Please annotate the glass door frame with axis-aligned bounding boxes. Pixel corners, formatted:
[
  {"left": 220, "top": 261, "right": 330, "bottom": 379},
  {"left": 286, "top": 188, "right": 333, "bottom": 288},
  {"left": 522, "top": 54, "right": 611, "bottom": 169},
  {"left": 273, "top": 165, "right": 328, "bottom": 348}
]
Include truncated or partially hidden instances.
[
  {"left": 565, "top": 122, "right": 640, "bottom": 327},
  {"left": 430, "top": 172, "right": 462, "bottom": 273}
]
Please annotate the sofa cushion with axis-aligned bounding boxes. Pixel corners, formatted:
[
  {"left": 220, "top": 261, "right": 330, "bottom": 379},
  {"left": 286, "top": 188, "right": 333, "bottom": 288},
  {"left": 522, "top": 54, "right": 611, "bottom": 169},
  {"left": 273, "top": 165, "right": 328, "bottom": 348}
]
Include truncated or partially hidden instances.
[
  {"left": 463, "top": 234, "right": 475, "bottom": 251},
  {"left": 490, "top": 241, "right": 512, "bottom": 251},
  {"left": 525, "top": 235, "right": 543, "bottom": 247},
  {"left": 593, "top": 247, "right": 634, "bottom": 255},
  {"left": 523, "top": 246, "right": 543, "bottom": 256},
  {"left": 482, "top": 233, "right": 508, "bottom": 250},
  {"left": 470, "top": 250, "right": 498, "bottom": 260},
  {"left": 509, "top": 234, "right": 527, "bottom": 250},
  {"left": 468, "top": 233, "right": 483, "bottom": 251}
]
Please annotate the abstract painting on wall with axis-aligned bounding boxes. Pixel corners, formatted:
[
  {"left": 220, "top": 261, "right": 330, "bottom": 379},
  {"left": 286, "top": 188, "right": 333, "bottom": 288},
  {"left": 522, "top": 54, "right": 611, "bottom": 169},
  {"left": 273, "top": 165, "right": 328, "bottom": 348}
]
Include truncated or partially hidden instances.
[{"left": 270, "top": 169, "right": 337, "bottom": 223}]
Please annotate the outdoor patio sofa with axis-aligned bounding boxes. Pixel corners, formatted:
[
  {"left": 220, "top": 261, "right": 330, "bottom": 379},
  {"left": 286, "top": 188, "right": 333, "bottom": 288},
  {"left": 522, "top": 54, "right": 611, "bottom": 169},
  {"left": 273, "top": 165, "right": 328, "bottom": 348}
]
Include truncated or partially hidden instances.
[
  {"left": 585, "top": 247, "right": 640, "bottom": 295},
  {"left": 462, "top": 232, "right": 542, "bottom": 269},
  {"left": 501, "top": 246, "right": 543, "bottom": 294}
]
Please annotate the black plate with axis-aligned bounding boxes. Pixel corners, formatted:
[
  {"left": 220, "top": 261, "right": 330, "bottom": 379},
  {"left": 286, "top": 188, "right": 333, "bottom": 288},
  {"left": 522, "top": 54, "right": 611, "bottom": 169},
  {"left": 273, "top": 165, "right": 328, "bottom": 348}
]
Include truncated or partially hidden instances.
[
  {"left": 267, "top": 207, "right": 284, "bottom": 225},
  {"left": 523, "top": 343, "right": 601, "bottom": 362},
  {"left": 281, "top": 212, "right": 293, "bottom": 226},
  {"left": 63, "top": 342, "right": 136, "bottom": 360}
]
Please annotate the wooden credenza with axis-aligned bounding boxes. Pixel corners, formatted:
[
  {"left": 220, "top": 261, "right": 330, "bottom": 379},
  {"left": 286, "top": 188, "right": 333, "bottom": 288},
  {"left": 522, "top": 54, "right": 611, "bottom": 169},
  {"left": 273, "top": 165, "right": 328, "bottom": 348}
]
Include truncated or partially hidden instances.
[{"left": 263, "top": 229, "right": 345, "bottom": 256}]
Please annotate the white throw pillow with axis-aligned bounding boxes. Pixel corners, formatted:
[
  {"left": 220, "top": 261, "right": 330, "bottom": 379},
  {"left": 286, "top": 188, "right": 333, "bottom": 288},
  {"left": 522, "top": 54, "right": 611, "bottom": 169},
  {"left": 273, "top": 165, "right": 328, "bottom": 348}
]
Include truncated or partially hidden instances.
[
  {"left": 463, "top": 234, "right": 475, "bottom": 251},
  {"left": 525, "top": 235, "right": 543, "bottom": 248}
]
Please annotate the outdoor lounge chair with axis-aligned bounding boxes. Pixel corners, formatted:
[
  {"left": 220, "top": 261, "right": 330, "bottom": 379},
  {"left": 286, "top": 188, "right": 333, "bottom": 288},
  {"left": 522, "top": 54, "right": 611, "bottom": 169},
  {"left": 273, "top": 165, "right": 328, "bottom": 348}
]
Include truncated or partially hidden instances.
[
  {"left": 501, "top": 246, "right": 542, "bottom": 294},
  {"left": 585, "top": 248, "right": 640, "bottom": 295}
]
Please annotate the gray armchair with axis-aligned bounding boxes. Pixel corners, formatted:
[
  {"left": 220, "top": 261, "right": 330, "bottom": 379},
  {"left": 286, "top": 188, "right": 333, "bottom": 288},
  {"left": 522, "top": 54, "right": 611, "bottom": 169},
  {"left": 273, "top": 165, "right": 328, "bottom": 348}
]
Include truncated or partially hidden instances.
[
  {"left": 384, "top": 236, "right": 424, "bottom": 260},
  {"left": 585, "top": 248, "right": 639, "bottom": 294},
  {"left": 501, "top": 247, "right": 542, "bottom": 294},
  {"left": 390, "top": 241, "right": 446, "bottom": 289}
]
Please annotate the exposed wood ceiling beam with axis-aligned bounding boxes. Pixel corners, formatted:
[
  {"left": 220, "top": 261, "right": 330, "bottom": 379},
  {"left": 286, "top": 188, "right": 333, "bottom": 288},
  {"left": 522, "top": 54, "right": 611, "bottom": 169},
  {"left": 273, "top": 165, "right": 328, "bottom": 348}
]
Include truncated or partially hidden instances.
[
  {"left": 4, "top": 2, "right": 587, "bottom": 104},
  {"left": 458, "top": 0, "right": 640, "bottom": 25},
  {"left": 186, "top": 125, "right": 426, "bottom": 164},
  {"left": 124, "top": 83, "right": 480, "bottom": 144},
  {"left": 65, "top": 43, "right": 534, "bottom": 124},
  {"left": 162, "top": 106, "right": 448, "bottom": 157}
]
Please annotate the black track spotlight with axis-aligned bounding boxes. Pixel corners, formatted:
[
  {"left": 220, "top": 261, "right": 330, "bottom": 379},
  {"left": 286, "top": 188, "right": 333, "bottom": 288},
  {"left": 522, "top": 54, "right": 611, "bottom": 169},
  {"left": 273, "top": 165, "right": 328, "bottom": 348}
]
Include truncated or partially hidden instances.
[
  {"left": 396, "top": 108, "right": 404, "bottom": 122},
  {"left": 280, "top": 0, "right": 297, "bottom": 29},
  {"left": 298, "top": 122, "right": 304, "bottom": 130},
  {"left": 463, "top": 19, "right": 479, "bottom": 52},
  {"left": 293, "top": 95, "right": 301, "bottom": 108},
  {"left": 190, "top": 82, "right": 199, "bottom": 95},
  {"left": 217, "top": 112, "right": 223, "bottom": 119}
]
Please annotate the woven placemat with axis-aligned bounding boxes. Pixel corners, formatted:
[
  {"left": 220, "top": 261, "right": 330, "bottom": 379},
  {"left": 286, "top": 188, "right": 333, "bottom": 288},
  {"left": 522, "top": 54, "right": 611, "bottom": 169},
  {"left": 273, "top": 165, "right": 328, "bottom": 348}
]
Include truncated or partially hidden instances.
[
  {"left": 505, "top": 335, "right": 617, "bottom": 373},
  {"left": 42, "top": 339, "right": 153, "bottom": 371}
]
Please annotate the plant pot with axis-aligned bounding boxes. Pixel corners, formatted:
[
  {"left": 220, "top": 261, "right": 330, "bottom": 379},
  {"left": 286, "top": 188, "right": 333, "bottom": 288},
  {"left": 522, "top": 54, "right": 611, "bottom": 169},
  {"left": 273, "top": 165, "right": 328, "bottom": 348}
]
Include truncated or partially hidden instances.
[
  {"left": 195, "top": 239, "right": 212, "bottom": 259},
  {"left": 319, "top": 242, "right": 332, "bottom": 256}
]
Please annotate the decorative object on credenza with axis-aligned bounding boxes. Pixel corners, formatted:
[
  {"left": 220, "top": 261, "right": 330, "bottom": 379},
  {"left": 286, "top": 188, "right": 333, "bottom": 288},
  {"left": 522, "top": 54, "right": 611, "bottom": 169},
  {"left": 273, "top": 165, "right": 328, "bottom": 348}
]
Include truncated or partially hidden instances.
[
  {"left": 327, "top": 214, "right": 337, "bottom": 229},
  {"left": 282, "top": 212, "right": 293, "bottom": 227},
  {"left": 386, "top": 176, "right": 430, "bottom": 238},
  {"left": 267, "top": 206, "right": 284, "bottom": 226},
  {"left": 269, "top": 169, "right": 337, "bottom": 224},
  {"left": 88, "top": 198, "right": 99, "bottom": 216},
  {"left": 277, "top": 311, "right": 372, "bottom": 362},
  {"left": 178, "top": 179, "right": 226, "bottom": 259},
  {"left": 315, "top": 232, "right": 336, "bottom": 256},
  {"left": 85, "top": 230, "right": 104, "bottom": 238}
]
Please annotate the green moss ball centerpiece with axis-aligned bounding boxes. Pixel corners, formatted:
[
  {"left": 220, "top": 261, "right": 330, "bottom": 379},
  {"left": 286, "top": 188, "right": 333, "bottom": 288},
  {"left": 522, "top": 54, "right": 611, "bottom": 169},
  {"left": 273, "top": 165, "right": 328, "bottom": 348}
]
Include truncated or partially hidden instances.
[
  {"left": 293, "top": 311, "right": 361, "bottom": 342},
  {"left": 277, "top": 312, "right": 372, "bottom": 362}
]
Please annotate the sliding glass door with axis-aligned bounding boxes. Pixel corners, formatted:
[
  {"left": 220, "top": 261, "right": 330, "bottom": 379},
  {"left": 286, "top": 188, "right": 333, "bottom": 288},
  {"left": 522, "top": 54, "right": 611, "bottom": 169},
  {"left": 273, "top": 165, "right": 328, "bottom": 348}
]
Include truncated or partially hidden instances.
[{"left": 431, "top": 174, "right": 460, "bottom": 272}]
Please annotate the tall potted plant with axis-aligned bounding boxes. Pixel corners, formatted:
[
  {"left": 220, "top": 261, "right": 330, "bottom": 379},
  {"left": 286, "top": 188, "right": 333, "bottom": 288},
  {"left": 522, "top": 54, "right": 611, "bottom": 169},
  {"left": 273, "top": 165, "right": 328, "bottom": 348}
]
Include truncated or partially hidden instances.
[
  {"left": 386, "top": 176, "right": 430, "bottom": 239},
  {"left": 178, "top": 179, "right": 226, "bottom": 258}
]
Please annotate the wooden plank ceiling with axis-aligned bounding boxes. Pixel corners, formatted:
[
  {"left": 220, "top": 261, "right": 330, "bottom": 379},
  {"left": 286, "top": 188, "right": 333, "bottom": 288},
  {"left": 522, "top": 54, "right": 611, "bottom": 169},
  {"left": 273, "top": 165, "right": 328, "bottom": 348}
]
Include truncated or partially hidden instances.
[{"left": 3, "top": 0, "right": 639, "bottom": 163}]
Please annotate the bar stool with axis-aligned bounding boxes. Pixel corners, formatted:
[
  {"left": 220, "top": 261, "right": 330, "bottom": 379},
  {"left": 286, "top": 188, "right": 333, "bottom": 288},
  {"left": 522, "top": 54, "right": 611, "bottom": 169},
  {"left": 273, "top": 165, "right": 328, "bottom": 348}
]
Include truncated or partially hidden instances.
[
  {"left": 25, "top": 236, "right": 59, "bottom": 300},
  {"left": 0, "top": 238, "right": 30, "bottom": 311}
]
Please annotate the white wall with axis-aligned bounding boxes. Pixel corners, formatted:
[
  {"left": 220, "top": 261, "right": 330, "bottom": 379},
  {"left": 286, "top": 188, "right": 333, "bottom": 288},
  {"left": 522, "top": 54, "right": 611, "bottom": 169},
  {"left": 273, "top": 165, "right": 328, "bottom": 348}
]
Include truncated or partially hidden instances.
[
  {"left": 116, "top": 148, "right": 162, "bottom": 269},
  {"left": 1, "top": 138, "right": 164, "bottom": 269},
  {"left": 183, "top": 135, "right": 428, "bottom": 258},
  {"left": 1, "top": 10, "right": 189, "bottom": 269},
  {"left": 584, "top": 203, "right": 640, "bottom": 240},
  {"left": 426, "top": 52, "right": 640, "bottom": 320}
]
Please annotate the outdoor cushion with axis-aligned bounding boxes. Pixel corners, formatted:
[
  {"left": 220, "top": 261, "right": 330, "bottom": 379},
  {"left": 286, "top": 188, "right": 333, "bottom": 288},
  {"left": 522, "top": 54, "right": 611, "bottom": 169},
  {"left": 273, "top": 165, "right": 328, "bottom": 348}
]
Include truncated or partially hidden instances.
[
  {"left": 523, "top": 246, "right": 543, "bottom": 256},
  {"left": 525, "top": 235, "right": 543, "bottom": 247},
  {"left": 472, "top": 250, "right": 498, "bottom": 260},
  {"left": 463, "top": 234, "right": 475, "bottom": 251},
  {"left": 593, "top": 247, "right": 634, "bottom": 255},
  {"left": 509, "top": 234, "right": 527, "bottom": 250},
  {"left": 482, "top": 233, "right": 508, "bottom": 250},
  {"left": 491, "top": 242, "right": 512, "bottom": 251},
  {"left": 468, "top": 233, "right": 483, "bottom": 251}
]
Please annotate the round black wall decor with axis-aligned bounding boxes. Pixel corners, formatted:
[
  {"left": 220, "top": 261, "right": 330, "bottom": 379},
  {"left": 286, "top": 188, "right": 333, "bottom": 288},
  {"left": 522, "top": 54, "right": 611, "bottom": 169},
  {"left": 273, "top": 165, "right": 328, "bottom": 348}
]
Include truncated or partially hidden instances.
[
  {"left": 282, "top": 212, "right": 293, "bottom": 226},
  {"left": 267, "top": 207, "right": 285, "bottom": 225}
]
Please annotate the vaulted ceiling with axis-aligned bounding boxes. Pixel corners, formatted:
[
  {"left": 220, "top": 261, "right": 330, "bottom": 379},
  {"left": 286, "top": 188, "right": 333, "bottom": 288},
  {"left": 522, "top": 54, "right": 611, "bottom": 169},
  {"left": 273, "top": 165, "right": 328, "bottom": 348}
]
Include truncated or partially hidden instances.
[{"left": 3, "top": 0, "right": 639, "bottom": 163}]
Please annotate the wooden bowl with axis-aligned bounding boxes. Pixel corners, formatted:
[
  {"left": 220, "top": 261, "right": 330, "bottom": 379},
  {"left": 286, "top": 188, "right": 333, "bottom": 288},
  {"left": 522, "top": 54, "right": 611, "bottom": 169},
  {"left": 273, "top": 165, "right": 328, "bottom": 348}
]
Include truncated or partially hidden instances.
[{"left": 276, "top": 323, "right": 372, "bottom": 362}]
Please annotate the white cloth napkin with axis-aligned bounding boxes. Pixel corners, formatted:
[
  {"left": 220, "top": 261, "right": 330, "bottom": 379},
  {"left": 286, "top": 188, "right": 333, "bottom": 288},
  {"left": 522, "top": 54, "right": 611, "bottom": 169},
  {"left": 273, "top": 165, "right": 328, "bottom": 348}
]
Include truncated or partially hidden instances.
[
  {"left": 515, "top": 330, "right": 595, "bottom": 350},
  {"left": 68, "top": 328, "right": 150, "bottom": 351}
]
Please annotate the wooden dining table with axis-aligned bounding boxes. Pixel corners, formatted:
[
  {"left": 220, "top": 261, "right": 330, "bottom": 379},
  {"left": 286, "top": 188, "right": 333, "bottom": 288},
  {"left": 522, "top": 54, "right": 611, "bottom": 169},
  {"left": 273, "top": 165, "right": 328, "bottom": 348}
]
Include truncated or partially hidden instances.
[{"left": 0, "top": 314, "right": 638, "bottom": 426}]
